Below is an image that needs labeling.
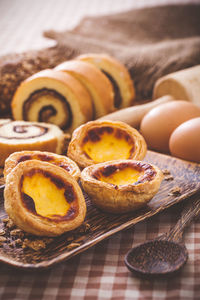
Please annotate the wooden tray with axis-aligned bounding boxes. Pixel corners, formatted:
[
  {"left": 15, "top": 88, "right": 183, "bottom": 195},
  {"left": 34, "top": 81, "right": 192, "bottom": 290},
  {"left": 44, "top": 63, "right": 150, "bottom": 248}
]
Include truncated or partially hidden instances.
[{"left": 0, "top": 151, "right": 200, "bottom": 269}]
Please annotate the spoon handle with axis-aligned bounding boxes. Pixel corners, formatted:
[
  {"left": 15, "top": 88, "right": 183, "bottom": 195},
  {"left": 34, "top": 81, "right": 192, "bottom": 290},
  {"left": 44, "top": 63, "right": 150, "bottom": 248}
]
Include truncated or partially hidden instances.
[{"left": 164, "top": 194, "right": 200, "bottom": 242}]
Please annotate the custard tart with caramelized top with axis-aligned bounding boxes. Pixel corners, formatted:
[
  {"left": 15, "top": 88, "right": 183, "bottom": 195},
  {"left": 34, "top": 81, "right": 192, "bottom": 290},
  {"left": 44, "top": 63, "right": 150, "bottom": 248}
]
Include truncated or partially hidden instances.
[
  {"left": 81, "top": 160, "right": 163, "bottom": 213},
  {"left": 4, "top": 150, "right": 80, "bottom": 181},
  {"left": 67, "top": 120, "right": 147, "bottom": 168},
  {"left": 4, "top": 160, "right": 86, "bottom": 236}
]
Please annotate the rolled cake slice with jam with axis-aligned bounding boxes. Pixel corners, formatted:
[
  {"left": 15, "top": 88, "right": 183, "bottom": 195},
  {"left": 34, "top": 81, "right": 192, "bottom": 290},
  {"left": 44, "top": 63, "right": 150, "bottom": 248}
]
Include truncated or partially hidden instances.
[
  {"left": 67, "top": 120, "right": 147, "bottom": 168},
  {"left": 81, "top": 160, "right": 163, "bottom": 213},
  {"left": 11, "top": 69, "right": 93, "bottom": 133},
  {"left": 77, "top": 53, "right": 135, "bottom": 109},
  {"left": 55, "top": 60, "right": 115, "bottom": 118},
  {"left": 0, "top": 119, "right": 65, "bottom": 166},
  {"left": 4, "top": 160, "right": 86, "bottom": 236},
  {"left": 4, "top": 150, "right": 80, "bottom": 181}
]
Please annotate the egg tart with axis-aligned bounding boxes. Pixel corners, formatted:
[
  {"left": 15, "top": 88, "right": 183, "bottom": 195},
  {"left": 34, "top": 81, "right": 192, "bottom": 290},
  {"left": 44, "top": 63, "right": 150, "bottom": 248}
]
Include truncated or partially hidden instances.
[
  {"left": 4, "top": 160, "right": 86, "bottom": 236},
  {"left": 81, "top": 160, "right": 163, "bottom": 214},
  {"left": 77, "top": 53, "right": 135, "bottom": 109},
  {"left": 4, "top": 150, "right": 80, "bottom": 181},
  {"left": 0, "top": 119, "right": 65, "bottom": 167},
  {"left": 67, "top": 120, "right": 147, "bottom": 168},
  {"left": 11, "top": 69, "right": 93, "bottom": 133},
  {"left": 55, "top": 60, "right": 115, "bottom": 118}
]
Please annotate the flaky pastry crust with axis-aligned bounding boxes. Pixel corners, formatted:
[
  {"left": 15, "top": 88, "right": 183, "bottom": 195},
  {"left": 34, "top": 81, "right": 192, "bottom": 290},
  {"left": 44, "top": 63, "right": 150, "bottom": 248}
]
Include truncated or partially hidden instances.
[
  {"left": 68, "top": 120, "right": 147, "bottom": 168},
  {"left": 81, "top": 160, "right": 163, "bottom": 213},
  {"left": 4, "top": 150, "right": 80, "bottom": 181},
  {"left": 4, "top": 160, "right": 86, "bottom": 236}
]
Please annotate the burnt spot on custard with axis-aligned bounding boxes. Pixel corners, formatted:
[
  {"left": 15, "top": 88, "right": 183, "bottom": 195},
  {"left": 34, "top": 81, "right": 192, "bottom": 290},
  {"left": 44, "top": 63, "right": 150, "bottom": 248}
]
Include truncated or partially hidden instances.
[
  {"left": 51, "top": 207, "right": 76, "bottom": 221},
  {"left": 133, "top": 162, "right": 157, "bottom": 184},
  {"left": 58, "top": 162, "right": 71, "bottom": 172},
  {"left": 36, "top": 154, "right": 53, "bottom": 162},
  {"left": 83, "top": 126, "right": 114, "bottom": 143},
  {"left": 17, "top": 154, "right": 72, "bottom": 173},
  {"left": 82, "top": 126, "right": 134, "bottom": 143},
  {"left": 18, "top": 155, "right": 32, "bottom": 163},
  {"left": 36, "top": 154, "right": 72, "bottom": 172},
  {"left": 129, "top": 146, "right": 136, "bottom": 157},
  {"left": 64, "top": 185, "right": 76, "bottom": 204},
  {"left": 22, "top": 88, "right": 72, "bottom": 130},
  {"left": 20, "top": 169, "right": 79, "bottom": 222},
  {"left": 92, "top": 161, "right": 156, "bottom": 186},
  {"left": 99, "top": 165, "right": 118, "bottom": 177},
  {"left": 116, "top": 129, "right": 131, "bottom": 142},
  {"left": 17, "top": 154, "right": 53, "bottom": 164},
  {"left": 102, "top": 70, "right": 122, "bottom": 108},
  {"left": 22, "top": 192, "right": 37, "bottom": 214}
]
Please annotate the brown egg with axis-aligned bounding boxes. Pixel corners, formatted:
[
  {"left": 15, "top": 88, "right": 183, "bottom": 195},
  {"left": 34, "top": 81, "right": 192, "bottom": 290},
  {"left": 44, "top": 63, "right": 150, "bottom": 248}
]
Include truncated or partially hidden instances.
[
  {"left": 140, "top": 101, "right": 200, "bottom": 153},
  {"left": 169, "top": 117, "right": 200, "bottom": 163}
]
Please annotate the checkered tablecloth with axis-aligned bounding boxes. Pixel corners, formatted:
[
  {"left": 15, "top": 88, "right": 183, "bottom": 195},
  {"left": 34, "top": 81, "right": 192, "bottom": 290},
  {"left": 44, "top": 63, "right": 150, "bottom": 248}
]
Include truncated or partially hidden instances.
[
  {"left": 0, "top": 204, "right": 200, "bottom": 300},
  {"left": 0, "top": 1, "right": 200, "bottom": 299}
]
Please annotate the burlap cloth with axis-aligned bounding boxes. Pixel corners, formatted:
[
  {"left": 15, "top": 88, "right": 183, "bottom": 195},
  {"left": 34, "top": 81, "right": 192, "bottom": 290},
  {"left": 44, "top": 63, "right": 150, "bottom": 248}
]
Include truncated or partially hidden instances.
[{"left": 0, "top": 3, "right": 200, "bottom": 115}]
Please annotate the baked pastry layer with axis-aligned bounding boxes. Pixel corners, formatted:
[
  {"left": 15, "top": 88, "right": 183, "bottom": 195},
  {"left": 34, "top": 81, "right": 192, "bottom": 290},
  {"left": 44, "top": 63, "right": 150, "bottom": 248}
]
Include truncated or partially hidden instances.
[
  {"left": 4, "top": 150, "right": 80, "bottom": 181},
  {"left": 55, "top": 60, "right": 115, "bottom": 118},
  {"left": 68, "top": 120, "right": 147, "bottom": 168},
  {"left": 4, "top": 160, "right": 86, "bottom": 236},
  {"left": 81, "top": 160, "right": 163, "bottom": 213},
  {"left": 0, "top": 119, "right": 65, "bottom": 166},
  {"left": 11, "top": 69, "right": 93, "bottom": 133},
  {"left": 77, "top": 53, "right": 135, "bottom": 109}
]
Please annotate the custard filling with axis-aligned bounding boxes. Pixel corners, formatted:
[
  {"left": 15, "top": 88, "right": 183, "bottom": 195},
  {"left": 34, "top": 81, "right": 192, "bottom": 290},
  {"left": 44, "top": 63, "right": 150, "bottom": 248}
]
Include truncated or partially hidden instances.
[
  {"left": 82, "top": 131, "right": 134, "bottom": 162},
  {"left": 98, "top": 167, "right": 143, "bottom": 186},
  {"left": 21, "top": 173, "right": 70, "bottom": 217}
]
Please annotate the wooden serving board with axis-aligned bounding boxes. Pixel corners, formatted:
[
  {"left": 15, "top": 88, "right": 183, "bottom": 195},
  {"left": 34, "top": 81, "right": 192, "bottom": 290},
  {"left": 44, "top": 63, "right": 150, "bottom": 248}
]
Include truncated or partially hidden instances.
[{"left": 0, "top": 151, "right": 199, "bottom": 269}]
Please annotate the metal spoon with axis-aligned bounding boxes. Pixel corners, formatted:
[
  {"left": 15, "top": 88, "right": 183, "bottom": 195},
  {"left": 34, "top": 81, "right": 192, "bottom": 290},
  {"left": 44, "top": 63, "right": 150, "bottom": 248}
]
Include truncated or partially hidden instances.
[{"left": 124, "top": 194, "right": 200, "bottom": 277}]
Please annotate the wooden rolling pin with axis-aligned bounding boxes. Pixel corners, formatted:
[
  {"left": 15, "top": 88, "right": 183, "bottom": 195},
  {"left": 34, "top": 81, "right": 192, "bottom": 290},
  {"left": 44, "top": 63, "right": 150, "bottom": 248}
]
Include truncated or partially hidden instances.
[
  {"left": 99, "top": 65, "right": 200, "bottom": 128},
  {"left": 153, "top": 65, "right": 200, "bottom": 105},
  {"left": 98, "top": 95, "right": 174, "bottom": 128}
]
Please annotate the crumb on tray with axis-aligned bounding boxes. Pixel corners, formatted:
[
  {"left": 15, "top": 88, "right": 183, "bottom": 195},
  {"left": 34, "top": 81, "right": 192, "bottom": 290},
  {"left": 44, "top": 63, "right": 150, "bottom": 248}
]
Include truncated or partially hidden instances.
[
  {"left": 162, "top": 169, "right": 171, "bottom": 175},
  {"left": 0, "top": 216, "right": 91, "bottom": 253},
  {"left": 22, "top": 239, "right": 47, "bottom": 251},
  {"left": 164, "top": 174, "right": 174, "bottom": 181},
  {"left": 168, "top": 186, "right": 181, "bottom": 196},
  {"left": 66, "top": 242, "right": 81, "bottom": 251}
]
